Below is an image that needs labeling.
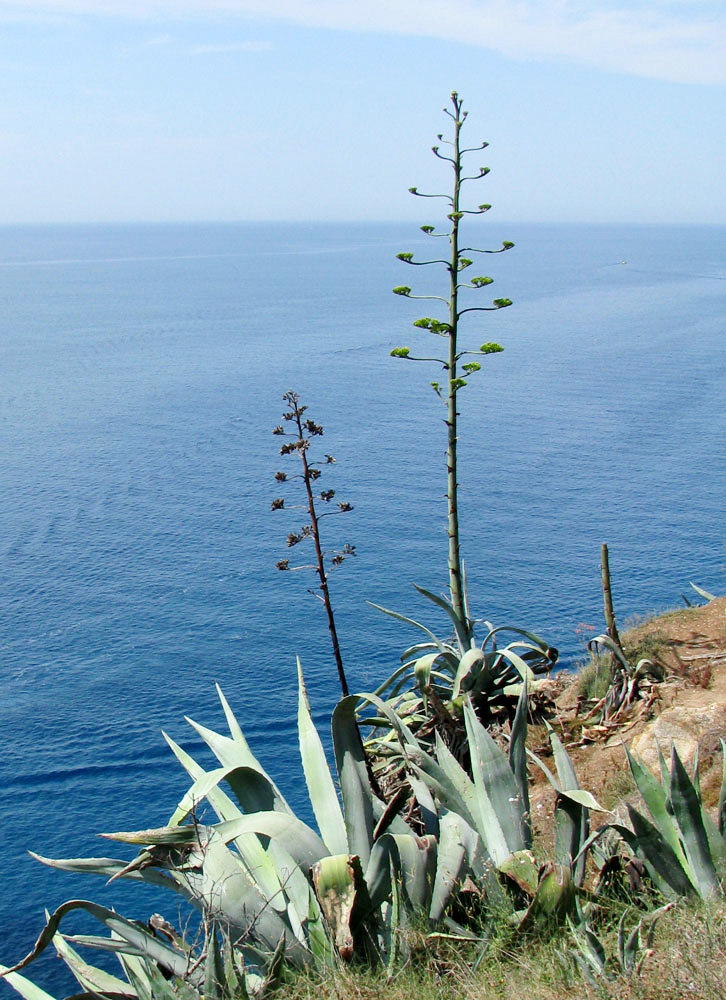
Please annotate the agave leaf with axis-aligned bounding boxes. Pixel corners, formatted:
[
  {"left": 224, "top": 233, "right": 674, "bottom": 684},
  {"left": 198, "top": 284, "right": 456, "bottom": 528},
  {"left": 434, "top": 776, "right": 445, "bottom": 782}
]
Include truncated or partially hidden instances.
[
  {"left": 519, "top": 862, "right": 575, "bottom": 930},
  {"left": 0, "top": 965, "right": 59, "bottom": 1000},
  {"left": 183, "top": 717, "right": 291, "bottom": 815},
  {"left": 618, "top": 910, "right": 635, "bottom": 971},
  {"left": 370, "top": 662, "right": 412, "bottom": 698},
  {"left": 28, "top": 853, "right": 184, "bottom": 894},
  {"left": 548, "top": 727, "right": 602, "bottom": 884},
  {"left": 464, "top": 698, "right": 526, "bottom": 865},
  {"left": 407, "top": 774, "right": 439, "bottom": 837},
  {"left": 554, "top": 796, "right": 587, "bottom": 886},
  {"left": 429, "top": 811, "right": 473, "bottom": 922},
  {"left": 615, "top": 811, "right": 696, "bottom": 898},
  {"left": 587, "top": 634, "right": 630, "bottom": 670},
  {"left": 656, "top": 738, "right": 670, "bottom": 789},
  {"left": 331, "top": 696, "right": 377, "bottom": 867},
  {"left": 355, "top": 691, "right": 421, "bottom": 751},
  {"left": 400, "top": 641, "right": 442, "bottom": 662},
  {"left": 185, "top": 833, "right": 307, "bottom": 963},
  {"left": 366, "top": 833, "right": 437, "bottom": 914},
  {"left": 481, "top": 625, "right": 551, "bottom": 656},
  {"left": 203, "top": 930, "right": 231, "bottom": 1000},
  {"left": 492, "top": 648, "right": 536, "bottom": 686},
  {"left": 413, "top": 653, "right": 439, "bottom": 708},
  {"left": 297, "top": 659, "right": 348, "bottom": 856},
  {"left": 428, "top": 734, "right": 480, "bottom": 833},
  {"left": 160, "top": 737, "right": 292, "bottom": 908},
  {"left": 452, "top": 647, "right": 484, "bottom": 699},
  {"left": 719, "top": 739, "right": 726, "bottom": 837},
  {"left": 50, "top": 931, "right": 131, "bottom": 995},
  {"left": 690, "top": 582, "right": 717, "bottom": 602},
  {"left": 413, "top": 584, "right": 471, "bottom": 652},
  {"left": 668, "top": 746, "right": 720, "bottom": 898},
  {"left": 509, "top": 682, "right": 532, "bottom": 848},
  {"left": 624, "top": 747, "right": 689, "bottom": 872},
  {"left": 547, "top": 729, "right": 607, "bottom": 809},
  {"left": 215, "top": 684, "right": 255, "bottom": 754},
  {"left": 310, "top": 855, "right": 360, "bottom": 961},
  {"left": 163, "top": 734, "right": 244, "bottom": 824},
  {"left": 498, "top": 850, "right": 539, "bottom": 897},
  {"left": 167, "top": 764, "right": 246, "bottom": 826},
  {"left": 1, "top": 901, "right": 203, "bottom": 985},
  {"left": 568, "top": 917, "right": 607, "bottom": 978},
  {"left": 367, "top": 601, "right": 449, "bottom": 654}
]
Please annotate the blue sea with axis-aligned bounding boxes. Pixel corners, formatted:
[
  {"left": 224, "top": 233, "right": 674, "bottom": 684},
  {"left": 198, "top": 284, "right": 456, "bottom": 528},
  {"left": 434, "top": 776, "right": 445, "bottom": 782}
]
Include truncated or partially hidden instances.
[{"left": 1, "top": 221, "right": 725, "bottom": 991}]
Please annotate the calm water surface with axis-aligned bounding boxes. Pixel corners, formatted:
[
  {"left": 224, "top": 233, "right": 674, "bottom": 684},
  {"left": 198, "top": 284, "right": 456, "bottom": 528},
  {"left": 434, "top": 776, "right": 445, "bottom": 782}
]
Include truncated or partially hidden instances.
[{"left": 1, "top": 222, "right": 724, "bottom": 990}]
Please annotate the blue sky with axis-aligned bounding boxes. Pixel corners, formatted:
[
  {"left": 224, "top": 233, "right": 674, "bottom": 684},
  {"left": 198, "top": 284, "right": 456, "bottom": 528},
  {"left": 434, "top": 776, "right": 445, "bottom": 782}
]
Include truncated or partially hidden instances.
[{"left": 0, "top": 1, "right": 724, "bottom": 223}]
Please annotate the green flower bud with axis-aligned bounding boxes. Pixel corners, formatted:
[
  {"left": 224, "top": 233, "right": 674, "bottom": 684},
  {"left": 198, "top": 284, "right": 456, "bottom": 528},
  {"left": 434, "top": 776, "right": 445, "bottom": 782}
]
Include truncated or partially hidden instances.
[
  {"left": 450, "top": 378, "right": 467, "bottom": 390},
  {"left": 493, "top": 298, "right": 512, "bottom": 308},
  {"left": 413, "top": 317, "right": 432, "bottom": 329},
  {"left": 392, "top": 286, "right": 411, "bottom": 296},
  {"left": 390, "top": 346, "right": 411, "bottom": 358},
  {"left": 471, "top": 276, "right": 493, "bottom": 287},
  {"left": 502, "top": 240, "right": 515, "bottom": 249},
  {"left": 420, "top": 225, "right": 434, "bottom": 233},
  {"left": 480, "top": 342, "right": 504, "bottom": 354},
  {"left": 457, "top": 257, "right": 473, "bottom": 270},
  {"left": 462, "top": 362, "right": 481, "bottom": 373},
  {"left": 397, "top": 252, "right": 414, "bottom": 262}
]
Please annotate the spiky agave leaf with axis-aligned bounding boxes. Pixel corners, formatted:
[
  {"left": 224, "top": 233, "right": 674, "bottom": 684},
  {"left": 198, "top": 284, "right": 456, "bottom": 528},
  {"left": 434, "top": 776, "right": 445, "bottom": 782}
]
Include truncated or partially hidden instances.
[{"left": 297, "top": 658, "right": 348, "bottom": 856}]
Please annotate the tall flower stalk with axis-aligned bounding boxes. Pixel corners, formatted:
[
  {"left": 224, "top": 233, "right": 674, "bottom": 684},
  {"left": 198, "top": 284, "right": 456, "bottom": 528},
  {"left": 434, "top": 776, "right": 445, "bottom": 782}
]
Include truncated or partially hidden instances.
[
  {"left": 391, "top": 91, "right": 514, "bottom": 630},
  {"left": 272, "top": 391, "right": 354, "bottom": 697}
]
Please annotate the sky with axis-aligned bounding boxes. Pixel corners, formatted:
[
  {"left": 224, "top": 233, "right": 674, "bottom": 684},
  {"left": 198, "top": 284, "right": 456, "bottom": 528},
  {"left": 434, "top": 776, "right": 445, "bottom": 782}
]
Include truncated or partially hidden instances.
[{"left": 0, "top": 1, "right": 724, "bottom": 223}]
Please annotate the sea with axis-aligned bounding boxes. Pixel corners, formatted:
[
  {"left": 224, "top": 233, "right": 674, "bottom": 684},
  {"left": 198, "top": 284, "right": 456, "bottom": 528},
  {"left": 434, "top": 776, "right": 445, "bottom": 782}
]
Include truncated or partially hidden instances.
[{"left": 1, "top": 221, "right": 724, "bottom": 992}]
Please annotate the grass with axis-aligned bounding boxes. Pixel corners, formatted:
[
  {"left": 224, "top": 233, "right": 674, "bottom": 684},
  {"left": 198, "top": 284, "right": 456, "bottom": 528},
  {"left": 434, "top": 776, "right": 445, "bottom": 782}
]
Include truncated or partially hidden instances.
[
  {"left": 269, "top": 898, "right": 726, "bottom": 1000},
  {"left": 577, "top": 654, "right": 617, "bottom": 702},
  {"left": 271, "top": 899, "right": 726, "bottom": 1000}
]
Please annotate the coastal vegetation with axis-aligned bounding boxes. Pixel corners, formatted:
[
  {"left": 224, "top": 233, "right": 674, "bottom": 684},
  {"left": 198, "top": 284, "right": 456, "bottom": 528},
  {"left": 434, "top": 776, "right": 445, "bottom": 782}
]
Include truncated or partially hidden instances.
[{"left": 1, "top": 94, "right": 725, "bottom": 1000}]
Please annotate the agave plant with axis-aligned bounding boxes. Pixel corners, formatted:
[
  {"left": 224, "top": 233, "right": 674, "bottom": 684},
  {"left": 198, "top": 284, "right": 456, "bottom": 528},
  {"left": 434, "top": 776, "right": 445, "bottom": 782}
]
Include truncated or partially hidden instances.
[
  {"left": 606, "top": 741, "right": 726, "bottom": 900},
  {"left": 366, "top": 585, "right": 557, "bottom": 729},
  {"left": 582, "top": 633, "right": 663, "bottom": 725},
  {"left": 367, "top": 681, "right": 606, "bottom": 931},
  {"left": 1, "top": 666, "right": 493, "bottom": 998},
  {"left": 568, "top": 902, "right": 673, "bottom": 986}
]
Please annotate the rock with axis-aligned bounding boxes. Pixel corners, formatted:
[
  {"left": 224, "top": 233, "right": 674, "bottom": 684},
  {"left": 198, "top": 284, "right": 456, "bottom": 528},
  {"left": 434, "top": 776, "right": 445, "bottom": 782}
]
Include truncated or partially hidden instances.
[{"left": 631, "top": 703, "right": 726, "bottom": 773}]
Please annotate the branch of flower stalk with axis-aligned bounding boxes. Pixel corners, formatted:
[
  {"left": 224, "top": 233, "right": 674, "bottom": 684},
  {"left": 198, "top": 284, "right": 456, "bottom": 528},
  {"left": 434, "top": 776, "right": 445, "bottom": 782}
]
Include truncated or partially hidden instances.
[{"left": 459, "top": 241, "right": 515, "bottom": 253}]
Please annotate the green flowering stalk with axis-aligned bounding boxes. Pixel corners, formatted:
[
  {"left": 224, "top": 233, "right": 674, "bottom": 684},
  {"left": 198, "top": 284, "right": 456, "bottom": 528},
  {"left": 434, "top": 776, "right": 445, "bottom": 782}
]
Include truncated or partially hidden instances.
[
  {"left": 272, "top": 391, "right": 354, "bottom": 697},
  {"left": 391, "top": 91, "right": 513, "bottom": 629}
]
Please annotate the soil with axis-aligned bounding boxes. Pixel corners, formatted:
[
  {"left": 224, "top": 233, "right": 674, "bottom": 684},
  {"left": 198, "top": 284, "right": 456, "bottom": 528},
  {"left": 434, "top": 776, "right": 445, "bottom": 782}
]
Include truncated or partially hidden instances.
[{"left": 528, "top": 597, "right": 726, "bottom": 850}]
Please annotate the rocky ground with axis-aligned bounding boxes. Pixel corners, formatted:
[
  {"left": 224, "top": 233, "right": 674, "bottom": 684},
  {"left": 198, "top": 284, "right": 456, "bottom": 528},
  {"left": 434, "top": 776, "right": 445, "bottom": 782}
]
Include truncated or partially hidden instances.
[{"left": 529, "top": 597, "right": 726, "bottom": 845}]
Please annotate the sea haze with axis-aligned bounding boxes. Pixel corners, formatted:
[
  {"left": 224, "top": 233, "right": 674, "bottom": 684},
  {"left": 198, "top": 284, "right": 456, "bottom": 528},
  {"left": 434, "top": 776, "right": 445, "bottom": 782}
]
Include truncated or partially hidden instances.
[{"left": 1, "top": 221, "right": 725, "bottom": 989}]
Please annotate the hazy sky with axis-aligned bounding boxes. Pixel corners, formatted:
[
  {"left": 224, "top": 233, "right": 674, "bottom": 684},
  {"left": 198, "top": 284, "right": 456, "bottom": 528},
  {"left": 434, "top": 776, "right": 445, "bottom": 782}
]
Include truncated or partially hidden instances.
[{"left": 1, "top": 1, "right": 724, "bottom": 223}]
